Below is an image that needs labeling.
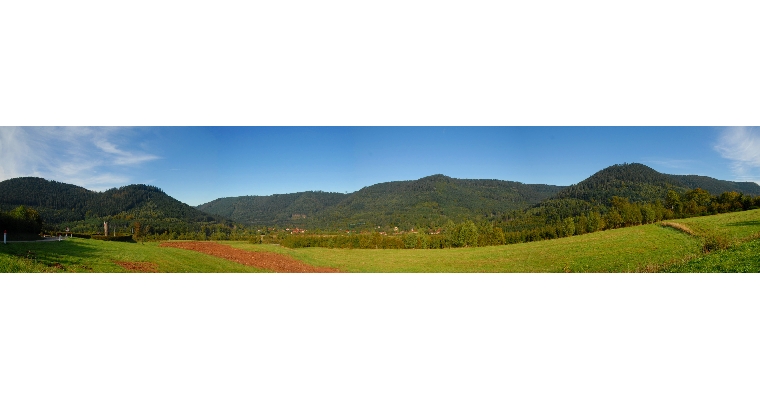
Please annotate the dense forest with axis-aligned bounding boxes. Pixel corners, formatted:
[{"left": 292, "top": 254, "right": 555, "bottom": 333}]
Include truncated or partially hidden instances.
[
  {"left": 197, "top": 191, "right": 348, "bottom": 226},
  {"left": 553, "top": 163, "right": 760, "bottom": 204},
  {"left": 197, "top": 174, "right": 566, "bottom": 230},
  {"left": 0, "top": 177, "right": 233, "bottom": 236}
]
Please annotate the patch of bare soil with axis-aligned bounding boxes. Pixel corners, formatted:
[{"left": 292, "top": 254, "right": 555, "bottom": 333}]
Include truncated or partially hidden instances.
[
  {"left": 113, "top": 261, "right": 159, "bottom": 273},
  {"left": 159, "top": 241, "right": 339, "bottom": 273}
]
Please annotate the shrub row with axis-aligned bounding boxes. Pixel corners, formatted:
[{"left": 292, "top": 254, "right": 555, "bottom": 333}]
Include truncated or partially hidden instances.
[
  {"left": 91, "top": 235, "right": 135, "bottom": 242},
  {"left": 280, "top": 233, "right": 462, "bottom": 249},
  {"left": 282, "top": 234, "right": 405, "bottom": 249}
]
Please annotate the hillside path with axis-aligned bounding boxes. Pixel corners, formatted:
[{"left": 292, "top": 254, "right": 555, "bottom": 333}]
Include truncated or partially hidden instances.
[{"left": 159, "top": 241, "right": 340, "bottom": 273}]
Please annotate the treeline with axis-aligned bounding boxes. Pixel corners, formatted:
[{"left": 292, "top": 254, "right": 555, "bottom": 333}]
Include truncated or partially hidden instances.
[
  {"left": 65, "top": 217, "right": 248, "bottom": 242},
  {"left": 0, "top": 206, "right": 43, "bottom": 234},
  {"left": 281, "top": 220, "right": 495, "bottom": 249}
]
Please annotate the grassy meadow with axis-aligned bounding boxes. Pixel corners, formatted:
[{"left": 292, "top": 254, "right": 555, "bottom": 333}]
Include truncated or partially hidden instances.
[
  {"left": 0, "top": 238, "right": 266, "bottom": 273},
  {"left": 225, "top": 224, "right": 703, "bottom": 272},
  {"left": 2, "top": 209, "right": 759, "bottom": 272}
]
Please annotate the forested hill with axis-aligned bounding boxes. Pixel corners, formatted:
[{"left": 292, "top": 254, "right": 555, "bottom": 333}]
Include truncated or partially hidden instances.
[
  {"left": 313, "top": 175, "right": 565, "bottom": 229},
  {"left": 0, "top": 177, "right": 227, "bottom": 227},
  {"left": 197, "top": 175, "right": 566, "bottom": 229},
  {"left": 5, "top": 165, "right": 758, "bottom": 233},
  {"left": 517, "top": 163, "right": 760, "bottom": 226},
  {"left": 196, "top": 191, "right": 348, "bottom": 226},
  {"left": 553, "top": 163, "right": 760, "bottom": 204},
  {"left": 666, "top": 174, "right": 760, "bottom": 196}
]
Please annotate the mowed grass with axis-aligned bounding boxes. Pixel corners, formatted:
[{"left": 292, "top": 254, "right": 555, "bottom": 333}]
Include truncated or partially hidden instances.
[
  {"left": 661, "top": 238, "right": 760, "bottom": 273},
  {"left": 0, "top": 238, "right": 267, "bottom": 273},
  {"left": 672, "top": 210, "right": 760, "bottom": 243},
  {"left": 3, "top": 209, "right": 759, "bottom": 272},
  {"left": 225, "top": 224, "right": 702, "bottom": 272},
  {"left": 226, "top": 209, "right": 760, "bottom": 272}
]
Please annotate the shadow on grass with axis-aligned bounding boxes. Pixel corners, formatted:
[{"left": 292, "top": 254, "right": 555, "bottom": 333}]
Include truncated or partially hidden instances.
[
  {"left": 0, "top": 238, "right": 127, "bottom": 271},
  {"left": 725, "top": 221, "right": 760, "bottom": 227}
]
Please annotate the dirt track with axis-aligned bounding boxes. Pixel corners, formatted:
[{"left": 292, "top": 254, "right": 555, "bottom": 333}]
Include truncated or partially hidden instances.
[{"left": 159, "top": 241, "right": 340, "bottom": 273}]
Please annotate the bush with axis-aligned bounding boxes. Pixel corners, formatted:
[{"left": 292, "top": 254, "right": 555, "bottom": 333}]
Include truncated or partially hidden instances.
[
  {"left": 702, "top": 234, "right": 732, "bottom": 254},
  {"left": 403, "top": 233, "right": 418, "bottom": 249},
  {"left": 281, "top": 234, "right": 405, "bottom": 249}
]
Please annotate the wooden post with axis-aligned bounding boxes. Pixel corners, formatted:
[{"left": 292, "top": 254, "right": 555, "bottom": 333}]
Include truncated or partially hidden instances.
[{"left": 104, "top": 221, "right": 108, "bottom": 236}]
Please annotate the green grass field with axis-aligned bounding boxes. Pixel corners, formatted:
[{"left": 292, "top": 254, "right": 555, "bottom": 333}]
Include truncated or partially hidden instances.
[
  {"left": 0, "top": 239, "right": 266, "bottom": 273},
  {"left": 662, "top": 236, "right": 760, "bottom": 273},
  {"left": 2, "top": 209, "right": 759, "bottom": 272},
  {"left": 224, "top": 224, "right": 703, "bottom": 272}
]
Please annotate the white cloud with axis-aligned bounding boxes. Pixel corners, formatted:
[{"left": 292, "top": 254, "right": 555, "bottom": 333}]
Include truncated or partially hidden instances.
[
  {"left": 714, "top": 127, "right": 760, "bottom": 182},
  {"left": 0, "top": 127, "right": 159, "bottom": 191}
]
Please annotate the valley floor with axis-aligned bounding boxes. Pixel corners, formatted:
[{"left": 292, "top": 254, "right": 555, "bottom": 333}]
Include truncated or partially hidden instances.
[{"left": 2, "top": 209, "right": 760, "bottom": 273}]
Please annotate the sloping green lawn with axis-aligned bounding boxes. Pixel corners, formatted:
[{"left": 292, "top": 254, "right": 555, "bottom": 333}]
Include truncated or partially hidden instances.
[{"left": 661, "top": 238, "right": 760, "bottom": 272}]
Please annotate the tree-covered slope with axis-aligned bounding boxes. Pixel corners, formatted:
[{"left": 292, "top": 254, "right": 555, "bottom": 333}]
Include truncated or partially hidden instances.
[
  {"left": 667, "top": 174, "right": 760, "bottom": 196},
  {"left": 196, "top": 191, "right": 348, "bottom": 226},
  {"left": 519, "top": 163, "right": 760, "bottom": 226},
  {"left": 553, "top": 163, "right": 683, "bottom": 204},
  {"left": 198, "top": 175, "right": 565, "bottom": 229},
  {"left": 315, "top": 174, "right": 564, "bottom": 228},
  {"left": 553, "top": 163, "right": 760, "bottom": 205},
  {"left": 0, "top": 177, "right": 227, "bottom": 227}
]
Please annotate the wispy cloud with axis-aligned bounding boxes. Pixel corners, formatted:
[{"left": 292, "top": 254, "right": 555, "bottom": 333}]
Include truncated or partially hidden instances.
[
  {"left": 0, "top": 127, "right": 160, "bottom": 191},
  {"left": 714, "top": 127, "right": 760, "bottom": 182}
]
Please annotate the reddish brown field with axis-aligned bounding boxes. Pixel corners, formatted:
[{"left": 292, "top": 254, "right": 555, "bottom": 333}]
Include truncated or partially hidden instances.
[
  {"left": 113, "top": 261, "right": 159, "bottom": 273},
  {"left": 159, "top": 241, "right": 340, "bottom": 273}
]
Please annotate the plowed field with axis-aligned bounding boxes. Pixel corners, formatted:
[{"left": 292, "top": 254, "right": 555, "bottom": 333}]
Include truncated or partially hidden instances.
[{"left": 160, "top": 241, "right": 340, "bottom": 273}]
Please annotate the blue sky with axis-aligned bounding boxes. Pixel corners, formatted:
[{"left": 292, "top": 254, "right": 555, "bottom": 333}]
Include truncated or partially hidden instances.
[{"left": 1, "top": 126, "right": 759, "bottom": 206}]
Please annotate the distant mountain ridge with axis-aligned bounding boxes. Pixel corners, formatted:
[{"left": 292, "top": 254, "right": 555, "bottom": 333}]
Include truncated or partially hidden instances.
[
  {"left": 197, "top": 174, "right": 567, "bottom": 228},
  {"left": 197, "top": 164, "right": 760, "bottom": 229},
  {"left": 3, "top": 163, "right": 759, "bottom": 231}
]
